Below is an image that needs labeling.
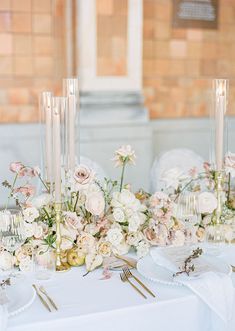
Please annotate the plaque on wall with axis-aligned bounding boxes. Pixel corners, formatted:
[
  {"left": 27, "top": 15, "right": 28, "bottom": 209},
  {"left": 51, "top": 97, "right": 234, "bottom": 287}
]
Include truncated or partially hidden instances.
[{"left": 172, "top": 0, "right": 218, "bottom": 29}]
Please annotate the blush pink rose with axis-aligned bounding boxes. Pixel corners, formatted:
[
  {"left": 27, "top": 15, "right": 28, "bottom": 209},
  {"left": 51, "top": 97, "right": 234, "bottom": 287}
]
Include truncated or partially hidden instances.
[
  {"left": 74, "top": 165, "right": 95, "bottom": 187},
  {"left": 64, "top": 211, "right": 83, "bottom": 230}
]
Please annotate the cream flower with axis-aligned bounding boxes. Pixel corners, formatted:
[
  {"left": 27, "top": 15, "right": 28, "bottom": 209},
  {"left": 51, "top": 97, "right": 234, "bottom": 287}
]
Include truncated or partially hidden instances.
[
  {"left": 77, "top": 232, "right": 96, "bottom": 254},
  {"left": 0, "top": 251, "right": 13, "bottom": 270},
  {"left": 64, "top": 212, "right": 83, "bottom": 230},
  {"left": 113, "top": 145, "right": 136, "bottom": 167},
  {"left": 112, "top": 240, "right": 130, "bottom": 255},
  {"left": 106, "top": 228, "right": 123, "bottom": 246},
  {"left": 23, "top": 207, "right": 39, "bottom": 223},
  {"left": 97, "top": 241, "right": 112, "bottom": 257},
  {"left": 128, "top": 214, "right": 141, "bottom": 232},
  {"left": 198, "top": 192, "right": 217, "bottom": 214},
  {"left": 85, "top": 192, "right": 105, "bottom": 216},
  {"left": 126, "top": 232, "right": 143, "bottom": 247},
  {"left": 33, "top": 223, "right": 44, "bottom": 239}
]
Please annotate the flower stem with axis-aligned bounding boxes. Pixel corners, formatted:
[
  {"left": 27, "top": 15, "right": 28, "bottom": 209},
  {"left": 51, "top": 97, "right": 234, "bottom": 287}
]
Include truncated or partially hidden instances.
[
  {"left": 228, "top": 172, "right": 231, "bottom": 201},
  {"left": 73, "top": 192, "right": 79, "bottom": 212},
  {"left": 5, "top": 173, "right": 18, "bottom": 210},
  {"left": 119, "top": 159, "right": 127, "bottom": 192},
  {"left": 38, "top": 174, "right": 50, "bottom": 193}
]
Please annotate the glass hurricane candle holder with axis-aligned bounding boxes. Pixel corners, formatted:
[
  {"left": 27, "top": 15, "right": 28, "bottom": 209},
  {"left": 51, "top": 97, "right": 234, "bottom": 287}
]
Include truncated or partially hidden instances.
[{"left": 34, "top": 247, "right": 56, "bottom": 280}]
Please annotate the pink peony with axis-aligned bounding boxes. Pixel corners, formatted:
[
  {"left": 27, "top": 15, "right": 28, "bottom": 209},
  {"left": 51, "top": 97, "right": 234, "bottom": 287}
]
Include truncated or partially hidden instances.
[{"left": 15, "top": 184, "right": 36, "bottom": 197}]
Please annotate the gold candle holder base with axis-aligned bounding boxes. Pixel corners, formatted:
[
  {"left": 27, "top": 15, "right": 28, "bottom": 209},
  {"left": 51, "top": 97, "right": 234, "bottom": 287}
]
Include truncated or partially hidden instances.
[{"left": 54, "top": 202, "right": 71, "bottom": 273}]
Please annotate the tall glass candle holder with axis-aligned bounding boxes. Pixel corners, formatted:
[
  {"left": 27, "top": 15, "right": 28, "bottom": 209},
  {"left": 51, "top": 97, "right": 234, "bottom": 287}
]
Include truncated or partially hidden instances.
[
  {"left": 39, "top": 91, "right": 53, "bottom": 190},
  {"left": 52, "top": 97, "right": 70, "bottom": 272},
  {"left": 210, "top": 79, "right": 229, "bottom": 171},
  {"left": 63, "top": 77, "right": 79, "bottom": 173}
]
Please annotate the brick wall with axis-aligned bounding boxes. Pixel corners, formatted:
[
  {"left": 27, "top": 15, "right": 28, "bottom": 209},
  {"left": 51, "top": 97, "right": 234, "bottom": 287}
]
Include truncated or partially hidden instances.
[
  {"left": 143, "top": 0, "right": 235, "bottom": 118},
  {"left": 0, "top": 0, "right": 66, "bottom": 123}
]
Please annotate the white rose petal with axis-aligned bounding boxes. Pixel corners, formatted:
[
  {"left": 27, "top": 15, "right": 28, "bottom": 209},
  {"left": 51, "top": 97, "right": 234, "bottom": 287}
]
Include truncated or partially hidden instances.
[{"left": 23, "top": 207, "right": 39, "bottom": 223}]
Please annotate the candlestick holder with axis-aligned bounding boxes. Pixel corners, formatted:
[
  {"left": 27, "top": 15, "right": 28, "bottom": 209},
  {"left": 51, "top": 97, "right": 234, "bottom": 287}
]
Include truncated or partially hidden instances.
[
  {"left": 207, "top": 171, "right": 225, "bottom": 243},
  {"left": 54, "top": 202, "right": 71, "bottom": 272}
]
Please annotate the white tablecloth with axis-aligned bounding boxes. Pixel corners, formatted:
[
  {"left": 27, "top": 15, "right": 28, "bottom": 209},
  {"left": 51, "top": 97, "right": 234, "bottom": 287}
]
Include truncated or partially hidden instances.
[{"left": 7, "top": 265, "right": 235, "bottom": 331}]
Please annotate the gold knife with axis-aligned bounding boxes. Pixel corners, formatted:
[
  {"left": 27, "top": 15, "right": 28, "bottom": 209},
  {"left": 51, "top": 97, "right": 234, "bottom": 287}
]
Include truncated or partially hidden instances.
[
  {"left": 39, "top": 286, "right": 58, "bottom": 310},
  {"left": 32, "top": 284, "right": 52, "bottom": 312}
]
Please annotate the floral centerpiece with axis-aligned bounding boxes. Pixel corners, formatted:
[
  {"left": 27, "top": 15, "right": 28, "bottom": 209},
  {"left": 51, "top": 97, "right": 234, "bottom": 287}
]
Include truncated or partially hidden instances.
[{"left": 1, "top": 146, "right": 235, "bottom": 273}]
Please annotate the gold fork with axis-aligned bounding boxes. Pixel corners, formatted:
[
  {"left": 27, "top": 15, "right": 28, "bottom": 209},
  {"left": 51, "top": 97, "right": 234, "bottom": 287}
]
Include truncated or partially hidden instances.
[
  {"left": 39, "top": 286, "right": 58, "bottom": 311},
  {"left": 120, "top": 272, "right": 147, "bottom": 299},
  {"left": 123, "top": 266, "right": 156, "bottom": 298},
  {"left": 32, "top": 284, "right": 51, "bottom": 312}
]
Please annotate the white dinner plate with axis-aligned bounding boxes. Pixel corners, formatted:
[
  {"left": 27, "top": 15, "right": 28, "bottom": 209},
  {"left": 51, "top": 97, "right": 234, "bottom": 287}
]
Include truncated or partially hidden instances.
[
  {"left": 5, "top": 277, "right": 36, "bottom": 317},
  {"left": 137, "top": 254, "right": 232, "bottom": 287}
]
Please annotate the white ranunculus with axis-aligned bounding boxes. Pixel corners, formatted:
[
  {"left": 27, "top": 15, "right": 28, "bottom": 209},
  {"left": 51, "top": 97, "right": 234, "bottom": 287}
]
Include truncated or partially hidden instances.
[
  {"left": 106, "top": 228, "right": 123, "bottom": 246},
  {"left": 198, "top": 192, "right": 217, "bottom": 214},
  {"left": 23, "top": 207, "right": 39, "bottom": 223},
  {"left": 31, "top": 193, "right": 52, "bottom": 209},
  {"left": 85, "top": 192, "right": 105, "bottom": 216},
  {"left": 113, "top": 208, "right": 125, "bottom": 223},
  {"left": 136, "top": 240, "right": 150, "bottom": 258},
  {"left": 0, "top": 251, "right": 13, "bottom": 270},
  {"left": 161, "top": 167, "right": 185, "bottom": 189}
]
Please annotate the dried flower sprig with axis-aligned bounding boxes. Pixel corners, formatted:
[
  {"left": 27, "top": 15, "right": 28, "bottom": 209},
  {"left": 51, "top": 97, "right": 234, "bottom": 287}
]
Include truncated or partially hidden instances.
[{"left": 173, "top": 247, "right": 203, "bottom": 277}]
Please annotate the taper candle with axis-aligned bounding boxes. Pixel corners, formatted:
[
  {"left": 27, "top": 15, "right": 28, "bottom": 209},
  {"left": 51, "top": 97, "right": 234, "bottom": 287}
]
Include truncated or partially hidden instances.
[{"left": 52, "top": 97, "right": 62, "bottom": 203}]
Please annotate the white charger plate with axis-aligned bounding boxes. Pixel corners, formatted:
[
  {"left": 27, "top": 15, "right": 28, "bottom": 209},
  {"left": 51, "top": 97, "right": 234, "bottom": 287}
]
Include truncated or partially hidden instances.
[
  {"left": 5, "top": 278, "right": 36, "bottom": 317},
  {"left": 137, "top": 254, "right": 232, "bottom": 287}
]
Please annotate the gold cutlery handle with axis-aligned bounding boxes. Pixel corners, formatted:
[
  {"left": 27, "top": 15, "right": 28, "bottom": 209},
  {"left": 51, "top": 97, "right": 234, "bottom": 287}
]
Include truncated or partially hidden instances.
[
  {"left": 32, "top": 285, "right": 52, "bottom": 312},
  {"left": 131, "top": 274, "right": 156, "bottom": 298},
  {"left": 43, "top": 292, "right": 58, "bottom": 310},
  {"left": 126, "top": 278, "right": 147, "bottom": 299}
]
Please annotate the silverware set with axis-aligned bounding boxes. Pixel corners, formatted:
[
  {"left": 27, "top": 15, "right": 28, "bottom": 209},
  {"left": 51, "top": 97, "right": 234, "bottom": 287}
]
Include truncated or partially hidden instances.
[
  {"left": 33, "top": 284, "right": 58, "bottom": 312},
  {"left": 120, "top": 266, "right": 155, "bottom": 299}
]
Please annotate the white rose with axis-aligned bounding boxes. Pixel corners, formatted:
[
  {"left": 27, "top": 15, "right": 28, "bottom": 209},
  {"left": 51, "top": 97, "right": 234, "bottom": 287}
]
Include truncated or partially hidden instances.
[
  {"left": 198, "top": 192, "right": 217, "bottom": 214},
  {"left": 85, "top": 192, "right": 105, "bottom": 216},
  {"left": 113, "top": 208, "right": 125, "bottom": 223},
  {"left": 136, "top": 240, "right": 150, "bottom": 258},
  {"left": 77, "top": 232, "right": 96, "bottom": 254},
  {"left": 23, "top": 207, "right": 39, "bottom": 223},
  {"left": 106, "top": 228, "right": 123, "bottom": 246},
  {"left": 19, "top": 256, "right": 33, "bottom": 272},
  {"left": 128, "top": 214, "right": 141, "bottom": 232},
  {"left": 119, "top": 190, "right": 136, "bottom": 206},
  {"left": 0, "top": 251, "right": 13, "bottom": 270},
  {"left": 31, "top": 193, "right": 51, "bottom": 209},
  {"left": 60, "top": 224, "right": 77, "bottom": 250}
]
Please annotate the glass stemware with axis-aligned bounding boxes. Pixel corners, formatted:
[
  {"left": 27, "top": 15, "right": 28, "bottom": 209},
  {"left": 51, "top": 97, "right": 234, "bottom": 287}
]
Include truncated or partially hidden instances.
[{"left": 0, "top": 209, "right": 26, "bottom": 270}]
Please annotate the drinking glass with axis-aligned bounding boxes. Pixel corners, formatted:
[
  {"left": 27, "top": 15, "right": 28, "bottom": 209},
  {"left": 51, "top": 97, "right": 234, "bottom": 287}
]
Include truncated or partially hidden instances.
[
  {"left": 176, "top": 192, "right": 201, "bottom": 244},
  {"left": 34, "top": 247, "right": 55, "bottom": 280},
  {"left": 0, "top": 209, "right": 26, "bottom": 253}
]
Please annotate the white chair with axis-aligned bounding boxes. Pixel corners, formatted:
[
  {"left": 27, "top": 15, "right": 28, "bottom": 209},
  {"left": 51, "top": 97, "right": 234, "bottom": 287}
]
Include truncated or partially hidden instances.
[{"left": 150, "top": 148, "right": 204, "bottom": 193}]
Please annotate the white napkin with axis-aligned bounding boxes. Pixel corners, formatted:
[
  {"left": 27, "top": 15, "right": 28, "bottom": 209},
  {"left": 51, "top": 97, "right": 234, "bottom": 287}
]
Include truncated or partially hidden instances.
[
  {"left": 0, "top": 290, "right": 8, "bottom": 331},
  {"left": 175, "top": 272, "right": 235, "bottom": 331}
]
